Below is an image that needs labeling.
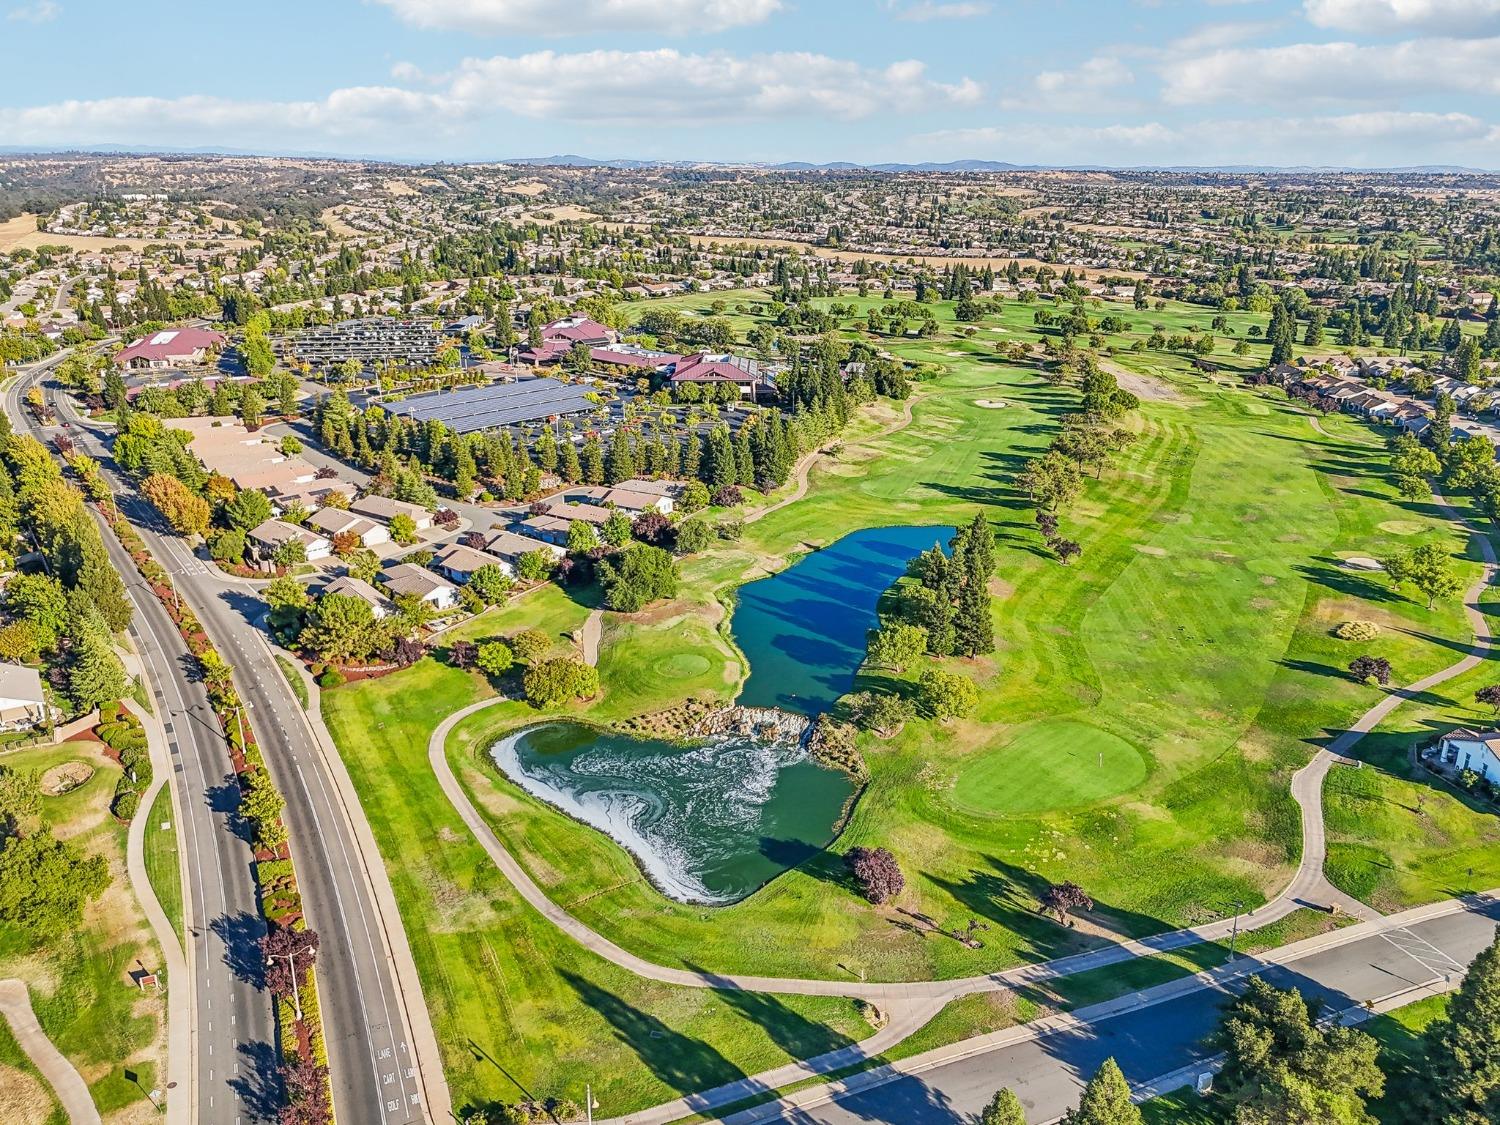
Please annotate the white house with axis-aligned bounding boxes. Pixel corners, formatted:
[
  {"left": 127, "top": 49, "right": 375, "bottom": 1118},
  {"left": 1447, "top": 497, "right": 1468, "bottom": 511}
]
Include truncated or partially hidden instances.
[
  {"left": 1436, "top": 728, "right": 1500, "bottom": 783},
  {"left": 247, "top": 519, "right": 333, "bottom": 562},
  {"left": 307, "top": 508, "right": 390, "bottom": 548},
  {"left": 379, "top": 563, "right": 459, "bottom": 610},
  {"left": 0, "top": 664, "right": 49, "bottom": 729}
]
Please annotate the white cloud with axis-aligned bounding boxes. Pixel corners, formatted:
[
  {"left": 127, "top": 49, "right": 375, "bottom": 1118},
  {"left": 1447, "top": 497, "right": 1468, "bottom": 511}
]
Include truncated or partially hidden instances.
[
  {"left": 1304, "top": 0, "right": 1500, "bottom": 36},
  {"left": 1159, "top": 36, "right": 1500, "bottom": 104},
  {"left": 889, "top": 1, "right": 991, "bottom": 21},
  {"left": 0, "top": 49, "right": 981, "bottom": 151},
  {"left": 1001, "top": 56, "right": 1136, "bottom": 112},
  {"left": 915, "top": 110, "right": 1498, "bottom": 166},
  {"left": 370, "top": 0, "right": 782, "bottom": 34},
  {"left": 445, "top": 49, "right": 981, "bottom": 123},
  {"left": 7, "top": 1, "right": 60, "bottom": 22}
]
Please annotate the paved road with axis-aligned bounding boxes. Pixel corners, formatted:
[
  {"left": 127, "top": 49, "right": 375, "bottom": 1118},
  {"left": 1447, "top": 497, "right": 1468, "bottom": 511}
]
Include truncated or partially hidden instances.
[
  {"left": 750, "top": 899, "right": 1500, "bottom": 1125},
  {"left": 34, "top": 370, "right": 444, "bottom": 1123},
  {"left": 6, "top": 353, "right": 280, "bottom": 1122}
]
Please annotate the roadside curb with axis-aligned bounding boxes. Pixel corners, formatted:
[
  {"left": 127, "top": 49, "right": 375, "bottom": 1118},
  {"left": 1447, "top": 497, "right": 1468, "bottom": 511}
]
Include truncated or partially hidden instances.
[{"left": 264, "top": 632, "right": 453, "bottom": 1123}]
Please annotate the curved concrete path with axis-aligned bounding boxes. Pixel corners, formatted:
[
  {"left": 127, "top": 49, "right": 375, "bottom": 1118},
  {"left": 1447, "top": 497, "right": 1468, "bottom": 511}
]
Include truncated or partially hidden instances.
[
  {"left": 0, "top": 979, "right": 101, "bottom": 1125},
  {"left": 418, "top": 414, "right": 1500, "bottom": 1122},
  {"left": 119, "top": 647, "right": 192, "bottom": 1125}
]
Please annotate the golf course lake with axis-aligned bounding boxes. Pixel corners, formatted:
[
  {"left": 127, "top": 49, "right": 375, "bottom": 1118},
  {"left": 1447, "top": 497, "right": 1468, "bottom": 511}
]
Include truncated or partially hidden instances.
[
  {"left": 491, "top": 722, "right": 855, "bottom": 902},
  {"left": 731, "top": 523, "right": 956, "bottom": 715},
  {"left": 488, "top": 524, "right": 953, "bottom": 902}
]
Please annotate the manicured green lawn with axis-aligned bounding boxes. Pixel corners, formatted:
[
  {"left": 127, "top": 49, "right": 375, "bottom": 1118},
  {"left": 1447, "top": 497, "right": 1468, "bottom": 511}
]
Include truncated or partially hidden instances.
[
  {"left": 142, "top": 783, "right": 183, "bottom": 940},
  {"left": 0, "top": 742, "right": 165, "bottom": 1118},
  {"left": 950, "top": 720, "right": 1147, "bottom": 814},
  {"left": 321, "top": 658, "right": 877, "bottom": 1118},
  {"left": 323, "top": 289, "right": 1500, "bottom": 1111}
]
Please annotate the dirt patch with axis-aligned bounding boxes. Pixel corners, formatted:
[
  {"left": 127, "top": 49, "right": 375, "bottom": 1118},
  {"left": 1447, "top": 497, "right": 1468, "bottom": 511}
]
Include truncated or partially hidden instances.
[
  {"left": 502, "top": 181, "right": 549, "bottom": 197},
  {"left": 319, "top": 206, "right": 364, "bottom": 239},
  {"left": 0, "top": 1061, "right": 51, "bottom": 1125},
  {"left": 987, "top": 577, "right": 1015, "bottom": 599},
  {"left": 383, "top": 179, "right": 417, "bottom": 197},
  {"left": 1098, "top": 359, "right": 1187, "bottom": 404},
  {"left": 0, "top": 212, "right": 254, "bottom": 252},
  {"left": 39, "top": 761, "right": 93, "bottom": 796},
  {"left": 1134, "top": 544, "right": 1168, "bottom": 556}
]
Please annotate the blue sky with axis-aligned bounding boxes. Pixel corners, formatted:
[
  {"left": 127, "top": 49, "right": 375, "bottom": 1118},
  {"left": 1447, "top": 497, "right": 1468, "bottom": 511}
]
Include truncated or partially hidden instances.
[{"left": 4, "top": 0, "right": 1500, "bottom": 167}]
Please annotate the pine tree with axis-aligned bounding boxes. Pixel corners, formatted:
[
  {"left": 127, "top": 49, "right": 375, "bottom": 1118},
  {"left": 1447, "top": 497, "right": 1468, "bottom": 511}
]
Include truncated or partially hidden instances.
[
  {"left": 1419, "top": 927, "right": 1500, "bottom": 1123},
  {"left": 581, "top": 436, "right": 605, "bottom": 485},
  {"left": 981, "top": 1087, "right": 1027, "bottom": 1125},
  {"left": 1060, "top": 1058, "right": 1140, "bottom": 1125}
]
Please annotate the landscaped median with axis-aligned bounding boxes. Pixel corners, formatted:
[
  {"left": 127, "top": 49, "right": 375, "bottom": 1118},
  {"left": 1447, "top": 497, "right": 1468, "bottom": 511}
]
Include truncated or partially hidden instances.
[{"left": 99, "top": 495, "right": 333, "bottom": 1124}]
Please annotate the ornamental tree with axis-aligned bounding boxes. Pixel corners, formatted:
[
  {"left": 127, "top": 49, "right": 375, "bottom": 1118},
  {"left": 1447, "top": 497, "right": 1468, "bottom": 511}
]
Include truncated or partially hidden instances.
[{"left": 845, "top": 845, "right": 904, "bottom": 904}]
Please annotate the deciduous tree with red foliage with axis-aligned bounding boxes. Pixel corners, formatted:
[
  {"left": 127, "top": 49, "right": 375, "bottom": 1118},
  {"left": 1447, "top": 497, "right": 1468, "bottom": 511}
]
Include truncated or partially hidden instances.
[
  {"left": 845, "top": 846, "right": 904, "bottom": 904},
  {"left": 261, "top": 924, "right": 319, "bottom": 999}
]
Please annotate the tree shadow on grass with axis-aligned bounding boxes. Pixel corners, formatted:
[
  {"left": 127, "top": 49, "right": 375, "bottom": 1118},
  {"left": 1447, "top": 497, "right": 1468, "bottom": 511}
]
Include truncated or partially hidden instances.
[
  {"left": 685, "top": 966, "right": 860, "bottom": 1063},
  {"left": 560, "top": 971, "right": 752, "bottom": 1098},
  {"left": 1294, "top": 559, "right": 1406, "bottom": 605},
  {"left": 758, "top": 837, "right": 854, "bottom": 895},
  {"left": 926, "top": 854, "right": 1172, "bottom": 966},
  {"left": 779, "top": 1074, "right": 965, "bottom": 1124}
]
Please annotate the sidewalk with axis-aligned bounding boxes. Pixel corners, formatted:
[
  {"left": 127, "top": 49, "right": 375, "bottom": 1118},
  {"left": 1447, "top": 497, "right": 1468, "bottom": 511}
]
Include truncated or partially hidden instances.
[
  {"left": 0, "top": 979, "right": 102, "bottom": 1125},
  {"left": 118, "top": 643, "right": 192, "bottom": 1125}
]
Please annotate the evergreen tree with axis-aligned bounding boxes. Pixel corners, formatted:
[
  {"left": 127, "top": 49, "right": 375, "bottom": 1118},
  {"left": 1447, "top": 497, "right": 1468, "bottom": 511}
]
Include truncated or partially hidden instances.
[
  {"left": 981, "top": 1088, "right": 1027, "bottom": 1125},
  {"left": 1419, "top": 927, "right": 1500, "bottom": 1123},
  {"left": 1060, "top": 1058, "right": 1139, "bottom": 1125}
]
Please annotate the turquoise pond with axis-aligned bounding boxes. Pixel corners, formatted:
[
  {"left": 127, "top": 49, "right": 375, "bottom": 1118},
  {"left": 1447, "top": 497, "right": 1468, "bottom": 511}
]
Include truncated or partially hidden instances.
[{"left": 491, "top": 525, "right": 956, "bottom": 902}]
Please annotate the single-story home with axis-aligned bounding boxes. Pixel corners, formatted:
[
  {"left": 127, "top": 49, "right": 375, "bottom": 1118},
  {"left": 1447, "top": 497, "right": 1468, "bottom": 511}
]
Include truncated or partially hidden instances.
[
  {"left": 1436, "top": 728, "right": 1500, "bottom": 783},
  {"left": 484, "top": 528, "right": 564, "bottom": 570},
  {"left": 247, "top": 519, "right": 333, "bottom": 561},
  {"left": 539, "top": 499, "right": 613, "bottom": 526},
  {"left": 0, "top": 663, "right": 50, "bottom": 729},
  {"left": 516, "top": 514, "right": 575, "bottom": 547},
  {"left": 323, "top": 575, "right": 392, "bottom": 619},
  {"left": 562, "top": 484, "right": 674, "bottom": 515},
  {"left": 379, "top": 563, "right": 459, "bottom": 610},
  {"left": 307, "top": 508, "right": 390, "bottom": 547},
  {"left": 431, "top": 542, "right": 502, "bottom": 584},
  {"left": 113, "top": 327, "right": 226, "bottom": 369},
  {"left": 351, "top": 495, "right": 434, "bottom": 531}
]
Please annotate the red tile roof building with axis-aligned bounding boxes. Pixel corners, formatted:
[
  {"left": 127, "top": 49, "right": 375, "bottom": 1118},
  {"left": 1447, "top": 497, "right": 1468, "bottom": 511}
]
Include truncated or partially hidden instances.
[{"left": 113, "top": 327, "right": 226, "bottom": 369}]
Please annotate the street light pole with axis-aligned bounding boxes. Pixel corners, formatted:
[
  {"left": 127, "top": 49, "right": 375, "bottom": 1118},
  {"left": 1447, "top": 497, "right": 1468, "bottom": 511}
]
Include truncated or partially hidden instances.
[
  {"left": 1227, "top": 899, "right": 1245, "bottom": 962},
  {"left": 286, "top": 948, "right": 302, "bottom": 1020}
]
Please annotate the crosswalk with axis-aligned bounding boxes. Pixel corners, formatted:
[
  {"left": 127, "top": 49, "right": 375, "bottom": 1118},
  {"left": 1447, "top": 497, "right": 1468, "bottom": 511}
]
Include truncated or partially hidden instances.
[{"left": 1380, "top": 926, "right": 1467, "bottom": 981}]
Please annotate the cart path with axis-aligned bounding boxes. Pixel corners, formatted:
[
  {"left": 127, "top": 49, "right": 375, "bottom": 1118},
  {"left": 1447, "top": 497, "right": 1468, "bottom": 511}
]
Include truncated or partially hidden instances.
[
  {"left": 415, "top": 411, "right": 1499, "bottom": 1121},
  {"left": 0, "top": 979, "right": 101, "bottom": 1125},
  {"left": 746, "top": 393, "right": 918, "bottom": 524}
]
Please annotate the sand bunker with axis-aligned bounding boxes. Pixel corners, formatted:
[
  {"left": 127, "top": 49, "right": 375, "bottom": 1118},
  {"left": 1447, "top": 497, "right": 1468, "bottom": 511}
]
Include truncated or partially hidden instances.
[
  {"left": 1341, "top": 556, "right": 1384, "bottom": 572},
  {"left": 975, "top": 399, "right": 1008, "bottom": 409}
]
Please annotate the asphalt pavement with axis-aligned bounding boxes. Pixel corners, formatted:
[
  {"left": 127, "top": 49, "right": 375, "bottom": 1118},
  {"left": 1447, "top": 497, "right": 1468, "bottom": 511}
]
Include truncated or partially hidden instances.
[
  {"left": 5, "top": 354, "right": 281, "bottom": 1122},
  {"left": 758, "top": 901, "right": 1500, "bottom": 1124},
  {"left": 33, "top": 371, "right": 440, "bottom": 1123}
]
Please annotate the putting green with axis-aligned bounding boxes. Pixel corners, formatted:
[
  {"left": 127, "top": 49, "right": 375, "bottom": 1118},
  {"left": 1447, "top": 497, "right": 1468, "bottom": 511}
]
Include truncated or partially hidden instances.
[
  {"left": 950, "top": 720, "right": 1148, "bottom": 814},
  {"left": 652, "top": 653, "right": 712, "bottom": 680}
]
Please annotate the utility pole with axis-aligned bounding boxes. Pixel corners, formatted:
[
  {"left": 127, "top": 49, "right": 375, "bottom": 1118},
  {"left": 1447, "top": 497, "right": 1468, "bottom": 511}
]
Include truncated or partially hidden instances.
[
  {"left": 1227, "top": 899, "right": 1244, "bottom": 962},
  {"left": 585, "top": 1083, "right": 593, "bottom": 1125}
]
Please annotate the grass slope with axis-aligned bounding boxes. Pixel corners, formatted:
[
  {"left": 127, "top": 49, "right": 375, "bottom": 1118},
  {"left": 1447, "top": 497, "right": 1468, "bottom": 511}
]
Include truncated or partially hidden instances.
[{"left": 0, "top": 742, "right": 165, "bottom": 1120}]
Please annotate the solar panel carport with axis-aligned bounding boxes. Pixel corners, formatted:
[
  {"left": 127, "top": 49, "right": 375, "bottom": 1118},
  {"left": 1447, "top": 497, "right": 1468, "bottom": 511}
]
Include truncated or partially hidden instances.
[{"left": 382, "top": 378, "right": 598, "bottom": 434}]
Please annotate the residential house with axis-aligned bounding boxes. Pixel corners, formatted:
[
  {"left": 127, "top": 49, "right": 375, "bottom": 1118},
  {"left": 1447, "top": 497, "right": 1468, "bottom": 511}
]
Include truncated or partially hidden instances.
[
  {"left": 350, "top": 495, "right": 434, "bottom": 531},
  {"left": 306, "top": 508, "right": 390, "bottom": 548},
  {"left": 1436, "top": 728, "right": 1500, "bottom": 783},
  {"left": 247, "top": 519, "right": 333, "bottom": 562},
  {"left": 432, "top": 542, "right": 502, "bottom": 584},
  {"left": 322, "top": 575, "right": 392, "bottom": 619},
  {"left": 379, "top": 563, "right": 459, "bottom": 610},
  {"left": 0, "top": 664, "right": 50, "bottom": 729},
  {"left": 483, "top": 528, "right": 564, "bottom": 572}
]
